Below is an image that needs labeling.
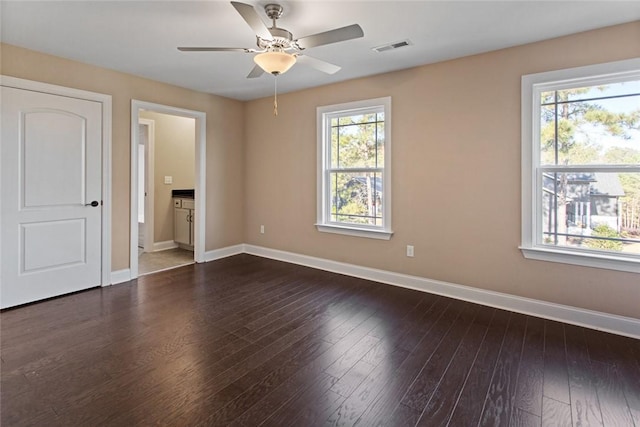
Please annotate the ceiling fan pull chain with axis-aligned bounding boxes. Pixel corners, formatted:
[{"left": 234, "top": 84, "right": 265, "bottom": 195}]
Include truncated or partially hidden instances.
[{"left": 273, "top": 76, "right": 278, "bottom": 116}]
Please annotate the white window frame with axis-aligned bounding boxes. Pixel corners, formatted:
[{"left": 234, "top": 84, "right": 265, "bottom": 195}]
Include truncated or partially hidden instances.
[
  {"left": 316, "top": 97, "right": 393, "bottom": 240},
  {"left": 521, "top": 58, "right": 640, "bottom": 273}
]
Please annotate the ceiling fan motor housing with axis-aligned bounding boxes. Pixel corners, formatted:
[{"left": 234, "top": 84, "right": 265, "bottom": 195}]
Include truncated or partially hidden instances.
[
  {"left": 264, "top": 28, "right": 293, "bottom": 47},
  {"left": 264, "top": 4, "right": 284, "bottom": 20},
  {"left": 270, "top": 28, "right": 292, "bottom": 40},
  {"left": 258, "top": 4, "right": 296, "bottom": 51}
]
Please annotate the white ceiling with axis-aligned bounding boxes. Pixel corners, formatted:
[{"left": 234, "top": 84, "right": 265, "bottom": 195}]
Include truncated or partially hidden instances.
[{"left": 2, "top": 1, "right": 639, "bottom": 101}]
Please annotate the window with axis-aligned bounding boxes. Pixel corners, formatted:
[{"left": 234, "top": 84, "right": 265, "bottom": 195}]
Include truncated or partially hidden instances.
[
  {"left": 316, "top": 97, "right": 392, "bottom": 239},
  {"left": 521, "top": 58, "right": 640, "bottom": 273}
]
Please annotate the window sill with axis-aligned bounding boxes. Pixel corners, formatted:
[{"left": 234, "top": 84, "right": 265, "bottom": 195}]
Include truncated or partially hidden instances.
[
  {"left": 520, "top": 246, "right": 640, "bottom": 274},
  {"left": 316, "top": 224, "right": 393, "bottom": 240}
]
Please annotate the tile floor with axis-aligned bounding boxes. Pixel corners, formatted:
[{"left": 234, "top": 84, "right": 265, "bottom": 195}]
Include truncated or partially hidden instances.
[{"left": 138, "top": 247, "right": 194, "bottom": 275}]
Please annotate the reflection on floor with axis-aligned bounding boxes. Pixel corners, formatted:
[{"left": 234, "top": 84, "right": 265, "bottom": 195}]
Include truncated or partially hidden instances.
[{"left": 138, "top": 248, "right": 194, "bottom": 276}]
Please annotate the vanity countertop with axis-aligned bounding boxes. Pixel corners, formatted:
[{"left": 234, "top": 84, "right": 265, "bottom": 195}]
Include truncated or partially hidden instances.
[{"left": 172, "top": 189, "right": 194, "bottom": 199}]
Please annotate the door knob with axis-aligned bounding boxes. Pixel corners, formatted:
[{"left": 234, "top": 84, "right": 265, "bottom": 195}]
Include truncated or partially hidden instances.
[{"left": 85, "top": 201, "right": 99, "bottom": 207}]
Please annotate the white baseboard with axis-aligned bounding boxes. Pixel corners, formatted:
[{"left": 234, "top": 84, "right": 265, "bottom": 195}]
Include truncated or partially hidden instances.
[
  {"left": 110, "top": 269, "right": 131, "bottom": 285},
  {"left": 243, "top": 244, "right": 640, "bottom": 339},
  {"left": 202, "top": 244, "right": 245, "bottom": 263},
  {"left": 107, "top": 243, "right": 639, "bottom": 339},
  {"left": 152, "top": 241, "right": 178, "bottom": 252}
]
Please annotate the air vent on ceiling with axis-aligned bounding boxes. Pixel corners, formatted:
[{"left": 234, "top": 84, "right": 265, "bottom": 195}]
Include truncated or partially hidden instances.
[{"left": 372, "top": 39, "right": 413, "bottom": 53}]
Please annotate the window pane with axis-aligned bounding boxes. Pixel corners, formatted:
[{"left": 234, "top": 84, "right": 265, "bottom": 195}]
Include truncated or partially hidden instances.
[
  {"left": 330, "top": 171, "right": 383, "bottom": 226},
  {"left": 540, "top": 171, "right": 640, "bottom": 254},
  {"left": 540, "top": 104, "right": 557, "bottom": 165},
  {"left": 376, "top": 122, "right": 385, "bottom": 168},
  {"left": 539, "top": 82, "right": 640, "bottom": 166},
  {"left": 338, "top": 113, "right": 378, "bottom": 126},
  {"left": 541, "top": 91, "right": 555, "bottom": 105},
  {"left": 337, "top": 123, "right": 379, "bottom": 168},
  {"left": 556, "top": 81, "right": 640, "bottom": 103},
  {"left": 331, "top": 126, "right": 338, "bottom": 168}
]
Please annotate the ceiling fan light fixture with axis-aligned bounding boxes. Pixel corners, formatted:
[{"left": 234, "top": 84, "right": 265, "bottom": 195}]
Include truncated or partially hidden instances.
[{"left": 253, "top": 51, "right": 296, "bottom": 75}]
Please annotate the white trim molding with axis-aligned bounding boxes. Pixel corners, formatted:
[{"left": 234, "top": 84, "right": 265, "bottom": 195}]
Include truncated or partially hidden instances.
[
  {"left": 520, "top": 246, "right": 640, "bottom": 274},
  {"left": 152, "top": 240, "right": 179, "bottom": 252},
  {"left": 130, "top": 100, "right": 207, "bottom": 279},
  {"left": 244, "top": 244, "right": 640, "bottom": 339},
  {"left": 203, "top": 244, "right": 245, "bottom": 262},
  {"left": 315, "top": 224, "right": 393, "bottom": 240},
  {"left": 110, "top": 269, "right": 132, "bottom": 285}
]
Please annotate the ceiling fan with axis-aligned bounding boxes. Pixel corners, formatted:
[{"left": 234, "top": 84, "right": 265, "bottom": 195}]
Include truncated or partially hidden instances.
[{"left": 178, "top": 1, "right": 364, "bottom": 78}]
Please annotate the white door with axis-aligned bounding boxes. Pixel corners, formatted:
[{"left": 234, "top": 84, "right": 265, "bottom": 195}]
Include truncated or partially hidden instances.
[{"left": 1, "top": 86, "right": 103, "bottom": 308}]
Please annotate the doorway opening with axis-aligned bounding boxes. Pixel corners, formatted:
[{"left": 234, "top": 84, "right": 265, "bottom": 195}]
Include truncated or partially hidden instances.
[
  {"left": 130, "top": 100, "right": 206, "bottom": 278},
  {"left": 138, "top": 118, "right": 154, "bottom": 254}
]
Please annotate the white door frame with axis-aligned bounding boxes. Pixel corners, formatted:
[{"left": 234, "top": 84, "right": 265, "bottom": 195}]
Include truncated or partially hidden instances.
[
  {"left": 138, "top": 118, "right": 155, "bottom": 253},
  {"left": 0, "top": 75, "right": 112, "bottom": 287},
  {"left": 130, "top": 100, "right": 206, "bottom": 279}
]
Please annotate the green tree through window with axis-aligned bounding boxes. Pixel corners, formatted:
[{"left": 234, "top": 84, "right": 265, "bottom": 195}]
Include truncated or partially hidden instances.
[
  {"left": 539, "top": 81, "right": 640, "bottom": 253},
  {"left": 330, "top": 113, "right": 384, "bottom": 225}
]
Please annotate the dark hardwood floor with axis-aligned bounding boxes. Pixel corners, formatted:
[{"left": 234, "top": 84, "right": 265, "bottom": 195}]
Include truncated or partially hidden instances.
[{"left": 1, "top": 254, "right": 638, "bottom": 426}]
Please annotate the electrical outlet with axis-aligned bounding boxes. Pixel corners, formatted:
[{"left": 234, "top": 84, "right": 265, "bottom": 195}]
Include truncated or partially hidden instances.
[
  {"left": 260, "top": 225, "right": 265, "bottom": 234},
  {"left": 406, "top": 245, "right": 414, "bottom": 257}
]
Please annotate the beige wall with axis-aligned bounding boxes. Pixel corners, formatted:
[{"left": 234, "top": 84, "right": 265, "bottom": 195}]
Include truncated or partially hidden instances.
[
  {"left": 139, "top": 111, "right": 195, "bottom": 243},
  {"left": 1, "top": 22, "right": 638, "bottom": 320},
  {"left": 1, "top": 43, "right": 245, "bottom": 271},
  {"left": 244, "top": 22, "right": 640, "bottom": 319}
]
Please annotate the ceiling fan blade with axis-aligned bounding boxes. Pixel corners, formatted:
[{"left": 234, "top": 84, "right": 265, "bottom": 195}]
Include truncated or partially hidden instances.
[
  {"left": 295, "top": 55, "right": 341, "bottom": 75},
  {"left": 231, "top": 1, "right": 273, "bottom": 41},
  {"left": 247, "top": 64, "right": 265, "bottom": 79},
  {"left": 178, "top": 47, "right": 254, "bottom": 52},
  {"left": 295, "top": 24, "right": 363, "bottom": 49}
]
